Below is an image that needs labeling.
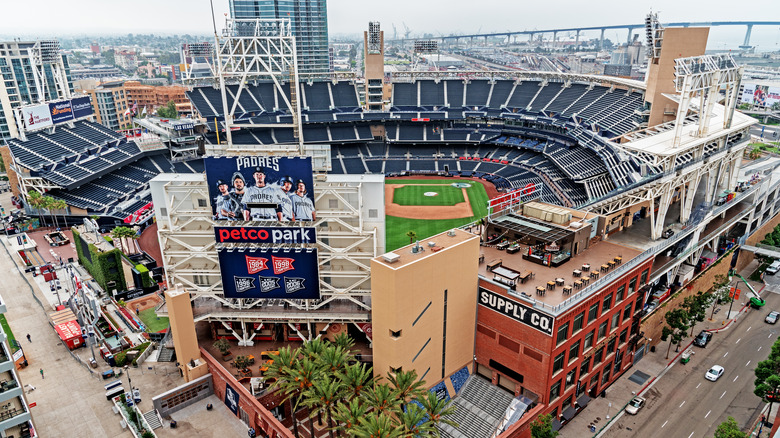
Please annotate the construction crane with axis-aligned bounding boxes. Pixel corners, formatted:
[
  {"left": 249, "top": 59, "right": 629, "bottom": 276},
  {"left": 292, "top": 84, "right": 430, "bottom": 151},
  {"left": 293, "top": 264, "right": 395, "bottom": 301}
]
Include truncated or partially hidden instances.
[
  {"left": 392, "top": 23, "right": 398, "bottom": 41},
  {"left": 403, "top": 22, "right": 412, "bottom": 39}
]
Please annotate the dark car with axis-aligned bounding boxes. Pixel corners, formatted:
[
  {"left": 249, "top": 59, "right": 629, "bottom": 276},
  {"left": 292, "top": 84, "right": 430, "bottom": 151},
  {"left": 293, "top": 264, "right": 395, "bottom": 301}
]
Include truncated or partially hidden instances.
[
  {"left": 662, "top": 229, "right": 675, "bottom": 239},
  {"left": 693, "top": 330, "right": 712, "bottom": 347}
]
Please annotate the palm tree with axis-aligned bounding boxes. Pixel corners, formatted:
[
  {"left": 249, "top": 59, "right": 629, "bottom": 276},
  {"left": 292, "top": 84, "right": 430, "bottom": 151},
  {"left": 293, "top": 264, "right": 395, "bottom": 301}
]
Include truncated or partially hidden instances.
[
  {"left": 406, "top": 230, "right": 417, "bottom": 244},
  {"left": 333, "top": 332, "right": 355, "bottom": 353},
  {"left": 26, "top": 191, "right": 46, "bottom": 226},
  {"left": 397, "top": 402, "right": 437, "bottom": 437},
  {"left": 352, "top": 412, "right": 404, "bottom": 438},
  {"left": 385, "top": 369, "right": 425, "bottom": 403},
  {"left": 331, "top": 398, "right": 369, "bottom": 432},
  {"left": 361, "top": 384, "right": 401, "bottom": 417},
  {"left": 42, "top": 196, "right": 57, "bottom": 229},
  {"left": 303, "top": 374, "right": 345, "bottom": 438},
  {"left": 418, "top": 391, "right": 459, "bottom": 430},
  {"left": 265, "top": 346, "right": 304, "bottom": 438},
  {"left": 338, "top": 362, "right": 373, "bottom": 401},
  {"left": 54, "top": 199, "right": 68, "bottom": 229}
]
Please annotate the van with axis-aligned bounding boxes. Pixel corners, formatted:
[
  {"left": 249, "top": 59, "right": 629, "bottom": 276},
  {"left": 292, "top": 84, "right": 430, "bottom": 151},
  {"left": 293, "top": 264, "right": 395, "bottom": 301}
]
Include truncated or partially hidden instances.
[{"left": 767, "top": 261, "right": 780, "bottom": 275}]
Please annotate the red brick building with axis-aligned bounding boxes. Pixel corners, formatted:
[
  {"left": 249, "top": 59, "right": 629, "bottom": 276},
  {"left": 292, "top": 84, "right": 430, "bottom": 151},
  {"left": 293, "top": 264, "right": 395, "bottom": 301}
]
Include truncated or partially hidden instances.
[{"left": 476, "top": 258, "right": 652, "bottom": 434}]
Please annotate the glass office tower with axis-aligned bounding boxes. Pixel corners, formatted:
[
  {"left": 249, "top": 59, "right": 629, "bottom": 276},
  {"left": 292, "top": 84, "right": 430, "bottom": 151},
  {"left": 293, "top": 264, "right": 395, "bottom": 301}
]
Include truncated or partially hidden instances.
[{"left": 229, "top": 0, "right": 330, "bottom": 75}]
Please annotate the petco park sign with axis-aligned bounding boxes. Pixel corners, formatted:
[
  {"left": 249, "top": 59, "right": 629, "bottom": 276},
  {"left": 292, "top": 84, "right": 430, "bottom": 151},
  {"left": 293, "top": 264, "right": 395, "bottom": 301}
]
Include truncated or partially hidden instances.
[
  {"left": 479, "top": 287, "right": 554, "bottom": 336},
  {"left": 215, "top": 226, "right": 317, "bottom": 245}
]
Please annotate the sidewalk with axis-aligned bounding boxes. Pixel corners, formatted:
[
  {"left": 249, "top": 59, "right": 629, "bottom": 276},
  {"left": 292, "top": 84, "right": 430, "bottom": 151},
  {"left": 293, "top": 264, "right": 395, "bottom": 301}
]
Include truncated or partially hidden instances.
[{"left": 559, "top": 267, "right": 764, "bottom": 437}]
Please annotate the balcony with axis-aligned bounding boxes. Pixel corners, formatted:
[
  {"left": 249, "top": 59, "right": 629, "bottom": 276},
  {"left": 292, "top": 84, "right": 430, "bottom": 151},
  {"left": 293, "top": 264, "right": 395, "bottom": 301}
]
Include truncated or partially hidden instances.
[{"left": 0, "top": 396, "right": 30, "bottom": 432}]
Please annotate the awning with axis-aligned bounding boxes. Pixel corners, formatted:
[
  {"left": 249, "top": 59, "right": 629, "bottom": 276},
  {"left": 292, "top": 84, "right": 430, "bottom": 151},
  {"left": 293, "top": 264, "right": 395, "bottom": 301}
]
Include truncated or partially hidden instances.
[
  {"left": 552, "top": 419, "right": 562, "bottom": 432},
  {"left": 562, "top": 405, "right": 577, "bottom": 422},
  {"left": 576, "top": 394, "right": 592, "bottom": 408}
]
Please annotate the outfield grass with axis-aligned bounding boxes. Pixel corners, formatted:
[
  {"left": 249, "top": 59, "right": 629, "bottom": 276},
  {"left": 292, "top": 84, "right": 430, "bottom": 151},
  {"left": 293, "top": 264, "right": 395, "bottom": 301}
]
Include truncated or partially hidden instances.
[
  {"left": 392, "top": 184, "right": 465, "bottom": 206},
  {"left": 139, "top": 308, "right": 170, "bottom": 333},
  {"left": 385, "top": 179, "right": 488, "bottom": 251}
]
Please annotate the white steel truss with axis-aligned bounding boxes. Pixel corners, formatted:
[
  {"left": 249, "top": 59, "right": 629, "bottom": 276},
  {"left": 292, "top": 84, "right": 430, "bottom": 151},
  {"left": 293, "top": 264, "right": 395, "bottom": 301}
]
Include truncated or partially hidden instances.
[
  {"left": 184, "top": 18, "right": 304, "bottom": 155},
  {"left": 30, "top": 40, "right": 71, "bottom": 102}
]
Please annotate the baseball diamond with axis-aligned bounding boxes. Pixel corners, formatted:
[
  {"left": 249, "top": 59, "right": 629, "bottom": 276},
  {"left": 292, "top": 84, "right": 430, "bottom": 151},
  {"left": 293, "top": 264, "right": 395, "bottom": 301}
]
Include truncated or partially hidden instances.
[{"left": 385, "top": 178, "right": 490, "bottom": 251}]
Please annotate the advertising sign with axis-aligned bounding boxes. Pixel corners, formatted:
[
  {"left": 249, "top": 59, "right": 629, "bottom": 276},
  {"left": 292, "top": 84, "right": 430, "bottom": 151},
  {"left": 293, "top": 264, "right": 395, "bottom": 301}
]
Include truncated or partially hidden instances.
[
  {"left": 173, "top": 122, "right": 194, "bottom": 131},
  {"left": 205, "top": 156, "right": 315, "bottom": 222},
  {"left": 21, "top": 103, "right": 53, "bottom": 131},
  {"left": 478, "top": 287, "right": 554, "bottom": 335},
  {"left": 215, "top": 226, "right": 317, "bottom": 245},
  {"left": 741, "top": 83, "right": 780, "bottom": 108},
  {"left": 487, "top": 182, "right": 543, "bottom": 214},
  {"left": 224, "top": 383, "right": 239, "bottom": 416},
  {"left": 49, "top": 100, "right": 74, "bottom": 124},
  {"left": 71, "top": 96, "right": 94, "bottom": 119},
  {"left": 218, "top": 248, "right": 320, "bottom": 299}
]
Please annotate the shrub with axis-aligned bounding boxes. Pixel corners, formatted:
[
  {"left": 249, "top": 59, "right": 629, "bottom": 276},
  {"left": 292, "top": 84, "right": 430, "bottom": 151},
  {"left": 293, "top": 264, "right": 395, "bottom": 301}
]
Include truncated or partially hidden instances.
[
  {"left": 115, "top": 352, "right": 127, "bottom": 367},
  {"left": 142, "top": 431, "right": 154, "bottom": 438}
]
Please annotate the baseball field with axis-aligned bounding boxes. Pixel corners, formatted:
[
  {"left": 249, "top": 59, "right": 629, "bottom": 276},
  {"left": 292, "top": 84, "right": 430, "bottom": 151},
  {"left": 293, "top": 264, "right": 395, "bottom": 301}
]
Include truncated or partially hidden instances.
[{"left": 385, "top": 178, "right": 489, "bottom": 251}]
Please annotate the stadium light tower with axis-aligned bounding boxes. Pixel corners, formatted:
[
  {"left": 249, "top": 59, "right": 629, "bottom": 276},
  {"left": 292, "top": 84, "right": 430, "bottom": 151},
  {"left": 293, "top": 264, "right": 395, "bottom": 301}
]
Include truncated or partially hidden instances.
[{"left": 183, "top": 16, "right": 303, "bottom": 156}]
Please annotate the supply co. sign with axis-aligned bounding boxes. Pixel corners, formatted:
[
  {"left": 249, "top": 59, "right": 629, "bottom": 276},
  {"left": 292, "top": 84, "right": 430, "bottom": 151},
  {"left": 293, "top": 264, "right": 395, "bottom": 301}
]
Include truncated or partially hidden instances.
[{"left": 478, "top": 287, "right": 554, "bottom": 336}]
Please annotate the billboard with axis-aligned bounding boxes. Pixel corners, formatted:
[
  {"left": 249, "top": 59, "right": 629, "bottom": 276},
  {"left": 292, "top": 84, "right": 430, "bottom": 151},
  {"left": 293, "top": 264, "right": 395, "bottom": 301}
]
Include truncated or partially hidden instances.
[
  {"left": 215, "top": 226, "right": 317, "bottom": 245},
  {"left": 205, "top": 156, "right": 315, "bottom": 222},
  {"left": 218, "top": 248, "right": 320, "bottom": 299},
  {"left": 21, "top": 104, "right": 53, "bottom": 131},
  {"left": 224, "top": 383, "right": 239, "bottom": 415},
  {"left": 71, "top": 96, "right": 94, "bottom": 119},
  {"left": 478, "top": 287, "right": 554, "bottom": 336},
  {"left": 49, "top": 100, "right": 74, "bottom": 124},
  {"left": 741, "top": 83, "right": 780, "bottom": 108}
]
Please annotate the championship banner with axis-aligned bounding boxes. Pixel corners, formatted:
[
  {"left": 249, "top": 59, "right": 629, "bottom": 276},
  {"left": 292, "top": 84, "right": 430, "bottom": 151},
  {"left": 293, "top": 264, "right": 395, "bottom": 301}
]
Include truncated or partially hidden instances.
[
  {"left": 49, "top": 100, "right": 74, "bottom": 124},
  {"left": 218, "top": 248, "right": 320, "bottom": 299},
  {"left": 205, "top": 156, "right": 316, "bottom": 223},
  {"left": 71, "top": 96, "right": 94, "bottom": 119},
  {"left": 215, "top": 226, "right": 317, "bottom": 245},
  {"left": 224, "top": 383, "right": 239, "bottom": 416}
]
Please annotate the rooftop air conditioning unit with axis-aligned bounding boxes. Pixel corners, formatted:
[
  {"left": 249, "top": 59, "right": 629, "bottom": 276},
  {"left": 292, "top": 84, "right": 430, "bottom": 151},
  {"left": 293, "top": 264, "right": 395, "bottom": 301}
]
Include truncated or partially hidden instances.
[
  {"left": 428, "top": 241, "right": 436, "bottom": 247},
  {"left": 570, "top": 222, "right": 583, "bottom": 228},
  {"left": 382, "top": 252, "right": 400, "bottom": 263}
]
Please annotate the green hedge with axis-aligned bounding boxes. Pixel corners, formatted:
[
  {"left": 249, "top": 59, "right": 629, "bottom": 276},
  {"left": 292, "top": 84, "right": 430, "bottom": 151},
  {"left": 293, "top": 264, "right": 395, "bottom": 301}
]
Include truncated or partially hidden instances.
[
  {"left": 134, "top": 264, "right": 153, "bottom": 288},
  {"left": 72, "top": 228, "right": 127, "bottom": 292}
]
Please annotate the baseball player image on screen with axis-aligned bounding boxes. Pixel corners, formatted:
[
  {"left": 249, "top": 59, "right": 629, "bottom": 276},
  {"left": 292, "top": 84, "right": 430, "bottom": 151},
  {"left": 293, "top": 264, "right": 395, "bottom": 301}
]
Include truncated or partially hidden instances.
[
  {"left": 214, "top": 180, "right": 243, "bottom": 220},
  {"left": 242, "top": 166, "right": 284, "bottom": 221},
  {"left": 291, "top": 179, "right": 316, "bottom": 221},
  {"left": 278, "top": 176, "right": 296, "bottom": 221}
]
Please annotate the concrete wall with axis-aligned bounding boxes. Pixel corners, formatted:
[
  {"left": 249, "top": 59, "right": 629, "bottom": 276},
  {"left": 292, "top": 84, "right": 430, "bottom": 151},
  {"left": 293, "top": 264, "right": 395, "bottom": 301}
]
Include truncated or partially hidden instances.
[
  {"left": 201, "top": 348, "right": 293, "bottom": 438},
  {"left": 152, "top": 373, "right": 213, "bottom": 418},
  {"left": 642, "top": 251, "right": 733, "bottom": 352}
]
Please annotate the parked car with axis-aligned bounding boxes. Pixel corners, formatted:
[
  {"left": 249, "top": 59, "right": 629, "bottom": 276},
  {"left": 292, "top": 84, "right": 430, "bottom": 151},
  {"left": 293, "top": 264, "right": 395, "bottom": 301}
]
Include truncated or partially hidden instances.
[
  {"left": 767, "top": 261, "right": 780, "bottom": 275},
  {"left": 661, "top": 228, "right": 675, "bottom": 239},
  {"left": 766, "top": 311, "right": 780, "bottom": 324},
  {"left": 693, "top": 330, "right": 712, "bottom": 347},
  {"left": 625, "top": 396, "right": 646, "bottom": 415},
  {"left": 705, "top": 365, "right": 724, "bottom": 381}
]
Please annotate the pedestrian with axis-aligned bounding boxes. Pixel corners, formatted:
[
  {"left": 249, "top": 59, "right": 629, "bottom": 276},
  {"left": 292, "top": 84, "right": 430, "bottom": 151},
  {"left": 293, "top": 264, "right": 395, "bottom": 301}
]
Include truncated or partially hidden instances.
[
  {"left": 26, "top": 334, "right": 31, "bottom": 343},
  {"left": 135, "top": 306, "right": 140, "bottom": 316},
  {"left": 39, "top": 368, "right": 44, "bottom": 379}
]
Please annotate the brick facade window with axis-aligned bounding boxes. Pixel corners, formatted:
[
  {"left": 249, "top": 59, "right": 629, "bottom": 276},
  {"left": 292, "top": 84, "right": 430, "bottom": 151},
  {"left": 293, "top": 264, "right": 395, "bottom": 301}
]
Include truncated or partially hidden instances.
[
  {"left": 553, "top": 352, "right": 565, "bottom": 374},
  {"left": 556, "top": 322, "right": 570, "bottom": 346}
]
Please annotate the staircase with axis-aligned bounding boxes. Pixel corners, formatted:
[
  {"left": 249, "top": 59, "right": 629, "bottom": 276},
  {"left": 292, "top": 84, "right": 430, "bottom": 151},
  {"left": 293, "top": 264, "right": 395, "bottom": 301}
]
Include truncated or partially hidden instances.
[
  {"left": 438, "top": 376, "right": 514, "bottom": 438},
  {"left": 157, "top": 347, "right": 176, "bottom": 362},
  {"left": 142, "top": 410, "right": 163, "bottom": 430}
]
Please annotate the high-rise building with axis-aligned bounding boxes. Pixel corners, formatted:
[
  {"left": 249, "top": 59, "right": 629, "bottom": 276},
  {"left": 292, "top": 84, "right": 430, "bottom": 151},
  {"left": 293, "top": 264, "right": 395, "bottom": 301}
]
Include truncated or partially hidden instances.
[
  {"left": 82, "top": 82, "right": 132, "bottom": 130},
  {"left": 0, "top": 40, "right": 73, "bottom": 142},
  {"left": 229, "top": 0, "right": 330, "bottom": 75}
]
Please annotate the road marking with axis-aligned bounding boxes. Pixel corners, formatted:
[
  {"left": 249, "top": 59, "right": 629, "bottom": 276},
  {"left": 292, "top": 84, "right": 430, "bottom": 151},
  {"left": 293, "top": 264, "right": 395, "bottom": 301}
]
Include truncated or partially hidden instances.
[
  {"left": 759, "top": 346, "right": 763, "bottom": 352},
  {"left": 688, "top": 432, "right": 694, "bottom": 438},
  {"left": 747, "top": 360, "right": 751, "bottom": 367},
  {"left": 721, "top": 391, "right": 727, "bottom": 399},
  {"left": 734, "top": 375, "right": 739, "bottom": 382},
  {"left": 696, "top": 383, "right": 701, "bottom": 389},
  {"left": 662, "top": 421, "right": 668, "bottom": 428},
  {"left": 771, "top": 333, "right": 774, "bottom": 339},
  {"left": 724, "top": 352, "right": 729, "bottom": 358},
  {"left": 748, "top": 327, "right": 752, "bottom": 332},
  {"left": 680, "top": 400, "right": 686, "bottom": 408},
  {"left": 737, "top": 338, "right": 741, "bottom": 344},
  {"left": 705, "top": 410, "right": 711, "bottom": 418}
]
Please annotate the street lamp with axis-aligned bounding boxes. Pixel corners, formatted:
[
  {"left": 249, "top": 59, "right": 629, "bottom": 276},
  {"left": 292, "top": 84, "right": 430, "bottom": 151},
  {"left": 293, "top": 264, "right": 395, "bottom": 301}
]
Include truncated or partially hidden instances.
[{"left": 123, "top": 365, "right": 142, "bottom": 431}]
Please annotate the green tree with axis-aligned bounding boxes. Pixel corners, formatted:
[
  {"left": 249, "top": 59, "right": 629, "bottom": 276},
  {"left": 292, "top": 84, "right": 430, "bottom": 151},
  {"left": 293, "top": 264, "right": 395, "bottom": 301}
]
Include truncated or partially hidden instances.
[
  {"left": 754, "top": 339, "right": 780, "bottom": 418},
  {"left": 406, "top": 230, "right": 417, "bottom": 244},
  {"left": 660, "top": 307, "right": 690, "bottom": 359},
  {"left": 156, "top": 100, "right": 178, "bottom": 119},
  {"left": 683, "top": 291, "right": 710, "bottom": 336},
  {"left": 26, "top": 191, "right": 46, "bottom": 226},
  {"left": 104, "top": 49, "right": 115, "bottom": 66},
  {"left": 710, "top": 274, "right": 732, "bottom": 320},
  {"left": 530, "top": 413, "right": 559, "bottom": 438},
  {"left": 713, "top": 416, "right": 747, "bottom": 438}
]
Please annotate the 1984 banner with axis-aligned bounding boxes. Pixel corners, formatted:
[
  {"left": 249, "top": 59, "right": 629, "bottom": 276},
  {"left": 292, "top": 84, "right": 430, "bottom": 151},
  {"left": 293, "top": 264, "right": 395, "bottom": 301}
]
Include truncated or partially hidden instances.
[{"left": 218, "top": 248, "right": 320, "bottom": 299}]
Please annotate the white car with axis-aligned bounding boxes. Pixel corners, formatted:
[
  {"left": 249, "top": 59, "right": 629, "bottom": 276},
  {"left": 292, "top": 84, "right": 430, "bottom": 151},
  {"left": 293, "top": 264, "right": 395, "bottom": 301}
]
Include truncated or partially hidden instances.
[
  {"left": 625, "top": 396, "right": 646, "bottom": 415},
  {"left": 705, "top": 365, "right": 724, "bottom": 381}
]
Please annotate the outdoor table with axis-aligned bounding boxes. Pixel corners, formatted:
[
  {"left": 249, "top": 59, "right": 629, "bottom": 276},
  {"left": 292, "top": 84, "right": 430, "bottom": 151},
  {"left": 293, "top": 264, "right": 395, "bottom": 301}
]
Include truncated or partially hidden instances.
[
  {"left": 556, "top": 278, "right": 565, "bottom": 286},
  {"left": 582, "top": 264, "right": 590, "bottom": 272},
  {"left": 573, "top": 269, "right": 582, "bottom": 277},
  {"left": 547, "top": 281, "right": 556, "bottom": 290}
]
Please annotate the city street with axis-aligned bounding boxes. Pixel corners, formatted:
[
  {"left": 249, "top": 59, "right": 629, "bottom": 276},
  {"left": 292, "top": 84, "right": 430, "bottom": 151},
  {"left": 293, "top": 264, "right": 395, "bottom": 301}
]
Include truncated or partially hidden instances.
[{"left": 602, "top": 287, "right": 780, "bottom": 438}]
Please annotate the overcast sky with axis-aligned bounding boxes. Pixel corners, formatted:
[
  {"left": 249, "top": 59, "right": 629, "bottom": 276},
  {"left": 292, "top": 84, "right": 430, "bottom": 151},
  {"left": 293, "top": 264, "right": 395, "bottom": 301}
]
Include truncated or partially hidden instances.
[{"left": 1, "top": 0, "right": 779, "bottom": 50}]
